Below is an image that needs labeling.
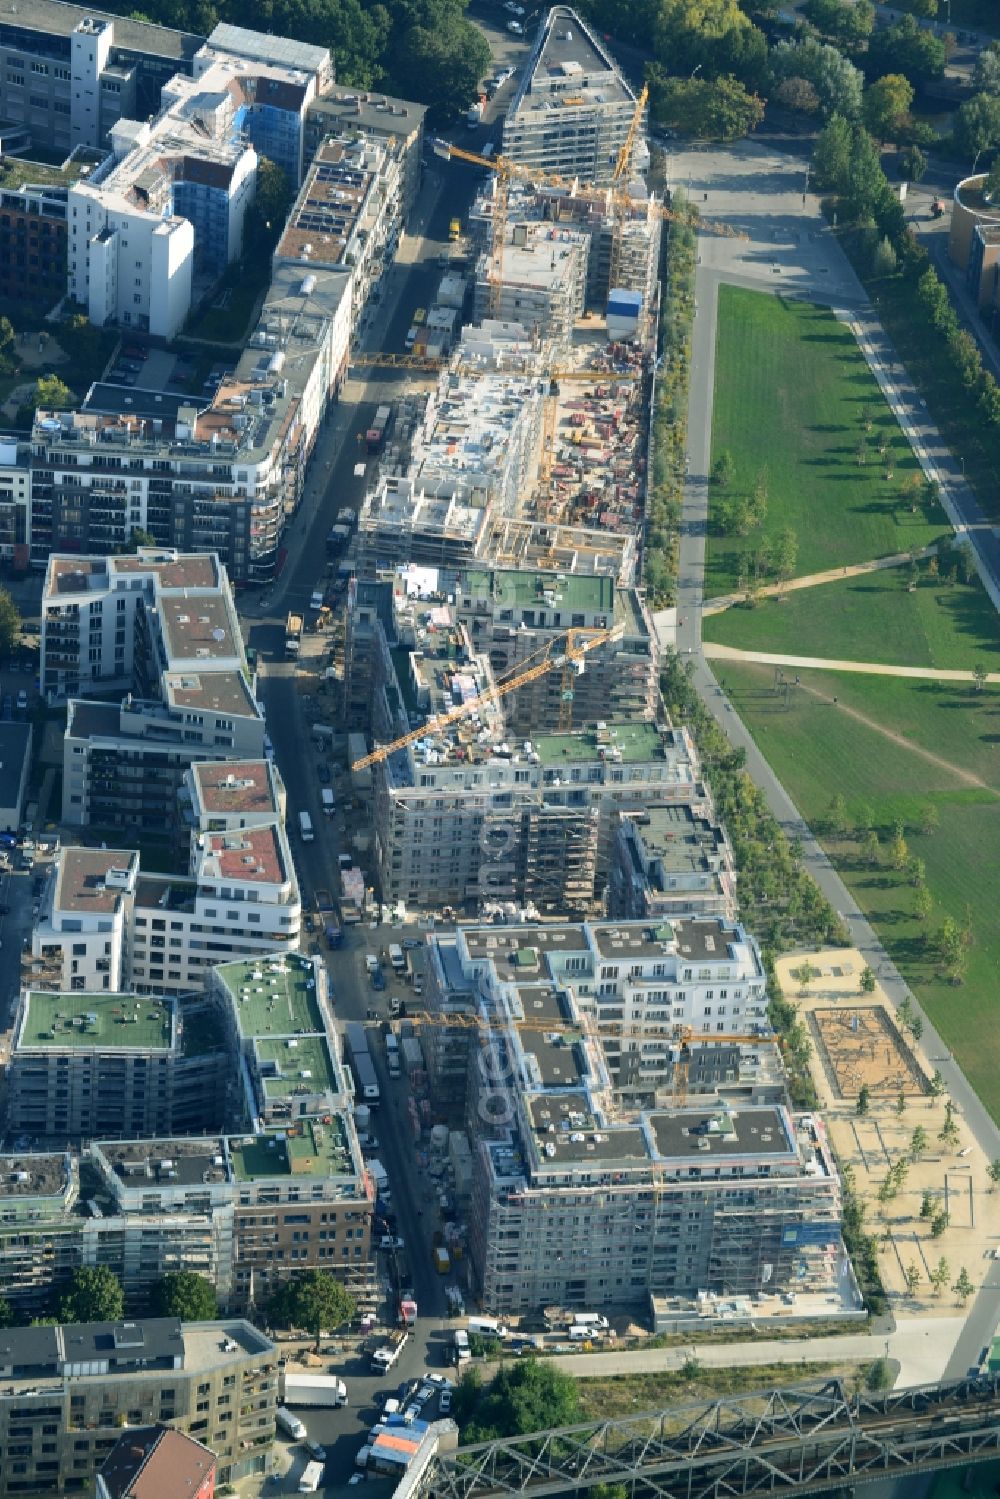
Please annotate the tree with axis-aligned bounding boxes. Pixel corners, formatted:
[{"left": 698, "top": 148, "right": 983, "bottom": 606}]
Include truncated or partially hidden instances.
[
  {"left": 899, "top": 0, "right": 938, "bottom": 16},
  {"left": 828, "top": 792, "right": 850, "bottom": 837},
  {"left": 857, "top": 1083, "right": 871, "bottom": 1116},
  {"left": 911, "top": 1014, "right": 924, "bottom": 1043},
  {"left": 918, "top": 804, "right": 939, "bottom": 836},
  {"left": 792, "top": 960, "right": 817, "bottom": 995},
  {"left": 988, "top": 1160, "right": 1000, "bottom": 1193},
  {"left": 801, "top": 0, "right": 875, "bottom": 49},
  {"left": 898, "top": 995, "right": 915, "bottom": 1030},
  {"left": 35, "top": 373, "right": 73, "bottom": 410},
  {"left": 57, "top": 1266, "right": 124, "bottom": 1324},
  {"left": 252, "top": 157, "right": 291, "bottom": 237},
  {"left": 151, "top": 1271, "right": 219, "bottom": 1322},
  {"left": 855, "top": 803, "right": 876, "bottom": 839},
  {"left": 909, "top": 1125, "right": 928, "bottom": 1161},
  {"left": 844, "top": 125, "right": 893, "bottom": 225},
  {"left": 268, "top": 1270, "right": 356, "bottom": 1348},
  {"left": 0, "top": 1295, "right": 13, "bottom": 1330},
  {"left": 953, "top": 1267, "right": 974, "bottom": 1304},
  {"left": 899, "top": 144, "right": 927, "bottom": 183},
  {"left": 914, "top": 883, "right": 933, "bottom": 924},
  {"left": 939, "top": 1102, "right": 960, "bottom": 1149},
  {"left": 954, "top": 92, "right": 1000, "bottom": 162},
  {"left": 937, "top": 915, "right": 967, "bottom": 984},
  {"left": 862, "top": 74, "right": 914, "bottom": 143},
  {"left": 930, "top": 1209, "right": 949, "bottom": 1238},
  {"left": 974, "top": 45, "right": 1000, "bottom": 98},
  {"left": 0, "top": 589, "right": 20, "bottom": 659},
  {"left": 812, "top": 113, "right": 853, "bottom": 192},
  {"left": 860, "top": 965, "right": 877, "bottom": 993},
  {"left": 649, "top": 73, "right": 764, "bottom": 142},
  {"left": 873, "top": 235, "right": 898, "bottom": 276},
  {"left": 712, "top": 451, "right": 735, "bottom": 488},
  {"left": 868, "top": 16, "right": 946, "bottom": 87},
  {"left": 462, "top": 1358, "right": 582, "bottom": 1442},
  {"left": 905, "top": 855, "right": 926, "bottom": 888},
  {"left": 929, "top": 1069, "right": 946, "bottom": 1097},
  {"left": 973, "top": 663, "right": 987, "bottom": 692},
  {"left": 929, "top": 1256, "right": 950, "bottom": 1295},
  {"left": 903, "top": 1261, "right": 921, "bottom": 1296},
  {"left": 391, "top": 19, "right": 492, "bottom": 123},
  {"left": 920, "top": 1188, "right": 934, "bottom": 1218},
  {"left": 865, "top": 1356, "right": 894, "bottom": 1391},
  {"left": 863, "top": 829, "right": 881, "bottom": 867},
  {"left": 773, "top": 527, "right": 798, "bottom": 585},
  {"left": 770, "top": 40, "right": 864, "bottom": 119},
  {"left": 889, "top": 829, "right": 909, "bottom": 870},
  {"left": 775, "top": 77, "right": 821, "bottom": 115},
  {"left": 895, "top": 1091, "right": 906, "bottom": 1116}
]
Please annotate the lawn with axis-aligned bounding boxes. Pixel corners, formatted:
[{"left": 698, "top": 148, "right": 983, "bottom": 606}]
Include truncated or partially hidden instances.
[
  {"left": 706, "top": 289, "right": 948, "bottom": 598},
  {"left": 704, "top": 564, "right": 1000, "bottom": 671},
  {"left": 576, "top": 1361, "right": 855, "bottom": 1421},
  {"left": 719, "top": 660, "right": 1000, "bottom": 1123}
]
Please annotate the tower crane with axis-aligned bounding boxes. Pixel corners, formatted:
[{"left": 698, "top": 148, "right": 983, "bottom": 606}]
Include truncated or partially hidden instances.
[{"left": 351, "top": 622, "right": 625, "bottom": 771}]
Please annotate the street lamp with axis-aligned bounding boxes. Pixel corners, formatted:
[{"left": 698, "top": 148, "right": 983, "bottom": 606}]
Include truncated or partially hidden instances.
[{"left": 690, "top": 63, "right": 702, "bottom": 81}]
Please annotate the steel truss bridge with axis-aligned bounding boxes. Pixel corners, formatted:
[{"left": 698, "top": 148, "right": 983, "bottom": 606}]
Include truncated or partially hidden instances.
[{"left": 415, "top": 1375, "right": 1000, "bottom": 1499}]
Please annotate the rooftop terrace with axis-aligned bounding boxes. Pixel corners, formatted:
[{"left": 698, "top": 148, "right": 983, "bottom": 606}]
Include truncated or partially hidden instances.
[
  {"left": 535, "top": 720, "right": 667, "bottom": 766},
  {"left": 19, "top": 991, "right": 174, "bottom": 1050},
  {"left": 228, "top": 1118, "right": 355, "bottom": 1182},
  {"left": 255, "top": 1034, "right": 340, "bottom": 1099}
]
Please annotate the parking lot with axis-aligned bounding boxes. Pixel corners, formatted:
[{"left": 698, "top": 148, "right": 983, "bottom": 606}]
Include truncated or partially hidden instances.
[{"left": 103, "top": 344, "right": 235, "bottom": 399}]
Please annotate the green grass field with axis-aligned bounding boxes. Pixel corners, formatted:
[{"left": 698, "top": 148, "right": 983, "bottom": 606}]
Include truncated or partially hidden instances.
[
  {"left": 706, "top": 289, "right": 948, "bottom": 598},
  {"left": 704, "top": 564, "right": 1000, "bottom": 671},
  {"left": 719, "top": 661, "right": 1000, "bottom": 1122}
]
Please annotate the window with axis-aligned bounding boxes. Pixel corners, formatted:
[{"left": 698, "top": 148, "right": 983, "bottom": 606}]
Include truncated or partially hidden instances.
[{"left": 31, "top": 61, "right": 48, "bottom": 74}]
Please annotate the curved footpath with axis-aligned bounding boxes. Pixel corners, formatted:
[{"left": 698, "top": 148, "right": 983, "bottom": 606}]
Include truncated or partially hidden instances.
[
  {"left": 702, "top": 641, "right": 1000, "bottom": 687},
  {"left": 671, "top": 136, "right": 1000, "bottom": 1385}
]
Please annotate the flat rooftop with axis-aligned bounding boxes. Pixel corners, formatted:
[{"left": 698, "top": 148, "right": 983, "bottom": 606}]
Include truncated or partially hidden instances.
[
  {"left": 461, "top": 567, "right": 617, "bottom": 617},
  {"left": 157, "top": 592, "right": 239, "bottom": 664},
  {"left": 255, "top": 1034, "right": 340, "bottom": 1099},
  {"left": 0, "top": 1155, "right": 69, "bottom": 1199},
  {"left": 307, "top": 86, "right": 425, "bottom": 138},
  {"left": 99, "top": 1138, "right": 230, "bottom": 1190},
  {"left": 191, "top": 760, "right": 278, "bottom": 819},
  {"left": 206, "top": 21, "right": 330, "bottom": 74},
  {"left": 1, "top": 0, "right": 202, "bottom": 59},
  {"left": 520, "top": 5, "right": 633, "bottom": 108},
  {"left": 54, "top": 848, "right": 137, "bottom": 915},
  {"left": 511, "top": 982, "right": 571, "bottom": 1026},
  {"left": 628, "top": 804, "right": 727, "bottom": 875},
  {"left": 534, "top": 721, "right": 667, "bottom": 766},
  {"left": 518, "top": 1026, "right": 585, "bottom": 1088},
  {"left": 276, "top": 137, "right": 376, "bottom": 267},
  {"left": 589, "top": 918, "right": 743, "bottom": 963},
  {"left": 649, "top": 1107, "right": 793, "bottom": 1163},
  {"left": 178, "top": 1319, "right": 273, "bottom": 1374},
  {"left": 218, "top": 954, "right": 323, "bottom": 1039},
  {"left": 116, "top": 553, "right": 221, "bottom": 590},
  {"left": 200, "top": 825, "right": 286, "bottom": 887},
  {"left": 463, "top": 924, "right": 587, "bottom": 964},
  {"left": 526, "top": 1089, "right": 649, "bottom": 1164},
  {"left": 19, "top": 991, "right": 174, "bottom": 1051},
  {"left": 163, "top": 668, "right": 257, "bottom": 721},
  {"left": 228, "top": 1118, "right": 356, "bottom": 1182}
]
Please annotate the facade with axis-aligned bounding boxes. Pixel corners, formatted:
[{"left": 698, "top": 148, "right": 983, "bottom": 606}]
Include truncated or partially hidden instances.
[
  {"left": 0, "top": 4, "right": 201, "bottom": 161},
  {"left": 7, "top": 987, "right": 229, "bottom": 1139},
  {"left": 0, "top": 436, "right": 31, "bottom": 568},
  {"left": 427, "top": 919, "right": 844, "bottom": 1314},
  {"left": 29, "top": 846, "right": 139, "bottom": 993},
  {"left": 502, "top": 7, "right": 644, "bottom": 186},
  {"left": 0, "top": 720, "right": 32, "bottom": 831},
  {"left": 0, "top": 1317, "right": 275, "bottom": 1496},
  {"left": 0, "top": 181, "right": 68, "bottom": 309},
  {"left": 98, "top": 1426, "right": 217, "bottom": 1499},
  {"left": 947, "top": 174, "right": 1000, "bottom": 306},
  {"left": 609, "top": 803, "right": 737, "bottom": 922},
  {"left": 274, "top": 134, "right": 405, "bottom": 342}
]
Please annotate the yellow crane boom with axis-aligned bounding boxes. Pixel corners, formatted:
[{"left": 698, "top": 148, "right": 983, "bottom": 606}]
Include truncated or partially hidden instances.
[{"left": 351, "top": 623, "right": 624, "bottom": 772}]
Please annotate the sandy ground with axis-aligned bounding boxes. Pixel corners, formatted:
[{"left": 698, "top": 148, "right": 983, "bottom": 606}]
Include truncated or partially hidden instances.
[{"left": 775, "top": 950, "right": 999, "bottom": 1314}]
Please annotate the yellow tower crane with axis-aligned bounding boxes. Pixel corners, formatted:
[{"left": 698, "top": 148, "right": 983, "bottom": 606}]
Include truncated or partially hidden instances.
[{"left": 351, "top": 622, "right": 625, "bottom": 771}]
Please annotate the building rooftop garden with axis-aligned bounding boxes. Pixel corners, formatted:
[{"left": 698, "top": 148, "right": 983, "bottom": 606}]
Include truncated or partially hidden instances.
[
  {"left": 255, "top": 1034, "right": 340, "bottom": 1099},
  {"left": 228, "top": 1117, "right": 355, "bottom": 1182},
  {"left": 215, "top": 955, "right": 323, "bottom": 1039},
  {"left": 19, "top": 992, "right": 173, "bottom": 1050},
  {"left": 534, "top": 720, "right": 667, "bottom": 766}
]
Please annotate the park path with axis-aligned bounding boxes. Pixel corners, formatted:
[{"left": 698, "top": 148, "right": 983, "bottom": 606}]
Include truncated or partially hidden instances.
[
  {"left": 702, "top": 546, "right": 939, "bottom": 617},
  {"left": 705, "top": 643, "right": 998, "bottom": 793}
]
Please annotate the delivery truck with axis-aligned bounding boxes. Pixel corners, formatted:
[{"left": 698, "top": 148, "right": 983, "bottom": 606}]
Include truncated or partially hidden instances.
[{"left": 281, "top": 1372, "right": 348, "bottom": 1408}]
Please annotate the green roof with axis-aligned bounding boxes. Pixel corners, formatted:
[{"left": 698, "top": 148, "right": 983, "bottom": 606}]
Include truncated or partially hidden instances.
[
  {"left": 255, "top": 1034, "right": 340, "bottom": 1099},
  {"left": 216, "top": 955, "right": 323, "bottom": 1040},
  {"left": 534, "top": 720, "right": 666, "bottom": 766},
  {"left": 228, "top": 1118, "right": 355, "bottom": 1182},
  {"left": 462, "top": 568, "right": 617, "bottom": 616},
  {"left": 21, "top": 992, "right": 173, "bottom": 1050}
]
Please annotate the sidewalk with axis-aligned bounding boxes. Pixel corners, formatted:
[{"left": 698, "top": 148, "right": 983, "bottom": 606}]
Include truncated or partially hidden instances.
[
  {"left": 702, "top": 546, "right": 938, "bottom": 617},
  {"left": 703, "top": 641, "right": 1000, "bottom": 685}
]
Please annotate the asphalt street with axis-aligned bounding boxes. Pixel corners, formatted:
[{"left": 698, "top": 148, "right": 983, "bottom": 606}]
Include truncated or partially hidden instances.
[{"left": 673, "top": 134, "right": 1000, "bottom": 1365}]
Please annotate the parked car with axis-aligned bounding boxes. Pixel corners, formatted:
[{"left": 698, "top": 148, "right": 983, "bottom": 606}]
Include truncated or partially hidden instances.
[
  {"left": 507, "top": 19, "right": 523, "bottom": 32},
  {"left": 440, "top": 1388, "right": 453, "bottom": 1413},
  {"left": 317, "top": 763, "right": 331, "bottom": 784}
]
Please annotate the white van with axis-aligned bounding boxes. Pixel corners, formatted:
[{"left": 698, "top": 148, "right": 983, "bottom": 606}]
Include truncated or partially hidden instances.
[
  {"left": 468, "top": 1316, "right": 507, "bottom": 1339},
  {"left": 356, "top": 1445, "right": 373, "bottom": 1470},
  {"left": 298, "top": 810, "right": 314, "bottom": 842},
  {"left": 298, "top": 1460, "right": 325, "bottom": 1493},
  {"left": 572, "top": 1312, "right": 609, "bottom": 1330},
  {"left": 321, "top": 788, "right": 336, "bottom": 816},
  {"left": 569, "top": 1324, "right": 593, "bottom": 1341},
  {"left": 276, "top": 1406, "right": 307, "bottom": 1441}
]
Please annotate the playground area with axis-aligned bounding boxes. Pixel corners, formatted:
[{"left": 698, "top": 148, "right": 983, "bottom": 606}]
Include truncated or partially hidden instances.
[
  {"left": 812, "top": 1004, "right": 927, "bottom": 1102},
  {"left": 774, "top": 949, "right": 1000, "bottom": 1313}
]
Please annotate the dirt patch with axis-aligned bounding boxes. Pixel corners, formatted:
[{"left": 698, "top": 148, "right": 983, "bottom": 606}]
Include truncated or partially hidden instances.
[{"left": 811, "top": 1005, "right": 927, "bottom": 1101}]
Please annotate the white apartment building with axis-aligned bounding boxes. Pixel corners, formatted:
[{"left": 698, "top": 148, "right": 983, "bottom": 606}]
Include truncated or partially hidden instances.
[
  {"left": 28, "top": 847, "right": 139, "bottom": 994},
  {"left": 68, "top": 34, "right": 326, "bottom": 335},
  {"left": 610, "top": 803, "right": 738, "bottom": 923},
  {"left": 502, "top": 7, "right": 646, "bottom": 186}
]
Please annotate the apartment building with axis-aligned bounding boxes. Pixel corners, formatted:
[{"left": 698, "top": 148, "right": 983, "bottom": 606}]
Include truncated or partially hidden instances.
[
  {"left": 427, "top": 923, "right": 844, "bottom": 1313},
  {"left": 28, "top": 846, "right": 139, "bottom": 993},
  {"left": 98, "top": 1426, "right": 217, "bottom": 1499},
  {"left": 473, "top": 216, "right": 589, "bottom": 342},
  {"left": 502, "top": 7, "right": 645, "bottom": 186},
  {"left": 274, "top": 133, "right": 404, "bottom": 342},
  {"left": 0, "top": 4, "right": 201, "bottom": 161},
  {"left": 0, "top": 180, "right": 68, "bottom": 310},
  {"left": 0, "top": 1316, "right": 275, "bottom": 1496},
  {"left": 366, "top": 587, "right": 701, "bottom": 911},
  {"left": 91, "top": 1124, "right": 372, "bottom": 1308},
  {"left": 303, "top": 86, "right": 426, "bottom": 218},
  {"left": 609, "top": 803, "right": 737, "bottom": 922},
  {"left": 7, "top": 987, "right": 229, "bottom": 1139},
  {"left": 0, "top": 436, "right": 30, "bottom": 568}
]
